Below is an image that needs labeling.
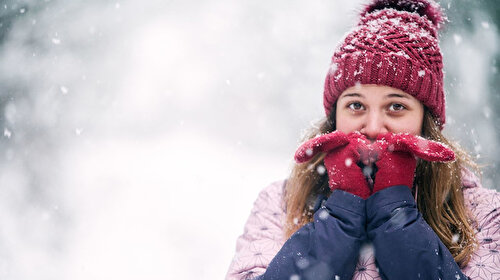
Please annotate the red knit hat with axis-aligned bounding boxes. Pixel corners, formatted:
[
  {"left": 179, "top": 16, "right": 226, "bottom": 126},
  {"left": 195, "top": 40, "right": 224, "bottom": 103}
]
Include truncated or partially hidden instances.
[{"left": 324, "top": 0, "right": 446, "bottom": 127}]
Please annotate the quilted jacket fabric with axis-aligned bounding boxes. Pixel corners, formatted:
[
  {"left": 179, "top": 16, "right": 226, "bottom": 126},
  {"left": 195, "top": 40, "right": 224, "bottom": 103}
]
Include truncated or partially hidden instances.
[{"left": 226, "top": 169, "right": 500, "bottom": 279}]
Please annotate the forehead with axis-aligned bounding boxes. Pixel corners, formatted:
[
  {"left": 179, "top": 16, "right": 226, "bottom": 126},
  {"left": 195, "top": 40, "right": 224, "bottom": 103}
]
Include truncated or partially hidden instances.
[{"left": 339, "top": 84, "right": 418, "bottom": 101}]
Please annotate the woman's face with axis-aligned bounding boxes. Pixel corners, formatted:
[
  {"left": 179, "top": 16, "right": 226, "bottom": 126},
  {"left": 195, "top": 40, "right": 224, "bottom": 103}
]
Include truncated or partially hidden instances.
[{"left": 335, "top": 84, "right": 424, "bottom": 140}]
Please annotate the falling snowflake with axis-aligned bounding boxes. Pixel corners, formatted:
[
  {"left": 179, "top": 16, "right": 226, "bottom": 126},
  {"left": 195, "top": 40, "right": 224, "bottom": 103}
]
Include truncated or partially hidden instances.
[
  {"left": 296, "top": 258, "right": 309, "bottom": 269},
  {"left": 318, "top": 209, "right": 329, "bottom": 220},
  {"left": 316, "top": 165, "right": 326, "bottom": 175},
  {"left": 483, "top": 107, "right": 491, "bottom": 119},
  {"left": 474, "top": 144, "right": 481, "bottom": 153},
  {"left": 4, "top": 128, "right": 12, "bottom": 138},
  {"left": 329, "top": 63, "right": 338, "bottom": 74},
  {"left": 60, "top": 86, "right": 69, "bottom": 94}
]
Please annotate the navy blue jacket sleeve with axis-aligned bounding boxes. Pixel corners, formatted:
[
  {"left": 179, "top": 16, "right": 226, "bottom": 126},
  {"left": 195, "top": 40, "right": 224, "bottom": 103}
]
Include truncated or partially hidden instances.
[
  {"left": 366, "top": 185, "right": 467, "bottom": 280},
  {"left": 258, "top": 190, "right": 367, "bottom": 280}
]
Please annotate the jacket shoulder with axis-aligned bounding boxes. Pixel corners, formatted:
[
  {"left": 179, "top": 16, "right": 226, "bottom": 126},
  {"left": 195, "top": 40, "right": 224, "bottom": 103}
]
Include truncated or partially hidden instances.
[
  {"left": 461, "top": 168, "right": 499, "bottom": 227},
  {"left": 463, "top": 184, "right": 500, "bottom": 226},
  {"left": 225, "top": 180, "right": 287, "bottom": 280},
  {"left": 462, "top": 184, "right": 500, "bottom": 278},
  {"left": 254, "top": 180, "right": 287, "bottom": 215}
]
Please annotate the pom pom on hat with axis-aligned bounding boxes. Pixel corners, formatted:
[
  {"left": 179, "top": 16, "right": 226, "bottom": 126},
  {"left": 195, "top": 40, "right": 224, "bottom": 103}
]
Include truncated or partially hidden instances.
[{"left": 362, "top": 0, "right": 444, "bottom": 28}]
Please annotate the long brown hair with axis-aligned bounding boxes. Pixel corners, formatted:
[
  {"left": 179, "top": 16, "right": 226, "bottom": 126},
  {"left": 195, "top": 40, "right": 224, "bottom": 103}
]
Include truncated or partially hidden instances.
[{"left": 284, "top": 109, "right": 478, "bottom": 266}]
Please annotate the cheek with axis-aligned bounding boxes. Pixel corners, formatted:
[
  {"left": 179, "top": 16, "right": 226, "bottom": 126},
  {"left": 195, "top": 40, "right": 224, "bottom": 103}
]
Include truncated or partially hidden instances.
[
  {"left": 388, "top": 115, "right": 423, "bottom": 135},
  {"left": 335, "top": 111, "right": 361, "bottom": 134}
]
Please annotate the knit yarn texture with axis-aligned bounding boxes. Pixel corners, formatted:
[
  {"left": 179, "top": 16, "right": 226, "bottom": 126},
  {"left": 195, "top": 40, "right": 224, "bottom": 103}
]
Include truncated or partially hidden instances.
[{"left": 324, "top": 6, "right": 445, "bottom": 126}]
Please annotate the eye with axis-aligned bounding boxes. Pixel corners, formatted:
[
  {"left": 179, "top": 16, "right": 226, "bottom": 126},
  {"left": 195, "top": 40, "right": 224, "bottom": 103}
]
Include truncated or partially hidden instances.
[
  {"left": 388, "top": 103, "right": 406, "bottom": 112},
  {"left": 348, "top": 102, "right": 364, "bottom": 111}
]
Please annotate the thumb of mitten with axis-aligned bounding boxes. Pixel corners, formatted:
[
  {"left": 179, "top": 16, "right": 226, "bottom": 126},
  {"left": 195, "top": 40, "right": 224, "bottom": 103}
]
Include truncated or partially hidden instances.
[
  {"left": 382, "top": 133, "right": 455, "bottom": 162},
  {"left": 295, "top": 131, "right": 349, "bottom": 163}
]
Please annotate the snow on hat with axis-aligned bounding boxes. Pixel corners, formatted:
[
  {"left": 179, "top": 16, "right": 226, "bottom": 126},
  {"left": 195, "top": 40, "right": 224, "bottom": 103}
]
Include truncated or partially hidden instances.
[{"left": 323, "top": 0, "right": 446, "bottom": 127}]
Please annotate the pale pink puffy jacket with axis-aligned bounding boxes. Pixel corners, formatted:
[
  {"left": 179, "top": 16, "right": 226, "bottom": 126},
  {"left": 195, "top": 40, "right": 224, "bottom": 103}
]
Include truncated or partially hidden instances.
[{"left": 226, "top": 169, "right": 500, "bottom": 279}]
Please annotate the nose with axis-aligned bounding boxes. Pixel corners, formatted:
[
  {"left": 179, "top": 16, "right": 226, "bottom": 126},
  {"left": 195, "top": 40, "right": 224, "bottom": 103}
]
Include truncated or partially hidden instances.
[{"left": 360, "top": 111, "right": 388, "bottom": 141}]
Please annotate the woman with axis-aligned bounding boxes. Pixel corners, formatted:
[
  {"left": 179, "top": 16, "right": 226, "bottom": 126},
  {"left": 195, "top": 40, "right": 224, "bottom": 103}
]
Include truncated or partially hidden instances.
[{"left": 226, "top": 0, "right": 500, "bottom": 279}]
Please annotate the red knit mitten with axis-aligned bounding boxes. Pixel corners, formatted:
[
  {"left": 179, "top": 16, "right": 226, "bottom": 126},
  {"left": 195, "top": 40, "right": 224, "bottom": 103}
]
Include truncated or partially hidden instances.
[
  {"left": 371, "top": 133, "right": 456, "bottom": 194},
  {"left": 295, "top": 131, "right": 372, "bottom": 199}
]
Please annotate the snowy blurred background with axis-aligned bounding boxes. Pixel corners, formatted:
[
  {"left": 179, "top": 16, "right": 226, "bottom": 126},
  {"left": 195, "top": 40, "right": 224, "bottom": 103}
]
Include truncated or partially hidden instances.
[{"left": 0, "top": 0, "right": 498, "bottom": 279}]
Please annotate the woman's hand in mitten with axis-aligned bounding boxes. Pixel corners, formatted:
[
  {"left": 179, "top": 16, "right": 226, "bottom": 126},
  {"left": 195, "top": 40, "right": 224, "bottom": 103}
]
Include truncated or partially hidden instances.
[
  {"left": 295, "top": 131, "right": 372, "bottom": 199},
  {"left": 371, "top": 133, "right": 455, "bottom": 194}
]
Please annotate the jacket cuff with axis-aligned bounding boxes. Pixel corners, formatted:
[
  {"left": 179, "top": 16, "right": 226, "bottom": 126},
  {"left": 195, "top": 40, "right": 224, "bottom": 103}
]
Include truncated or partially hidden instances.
[{"left": 325, "top": 189, "right": 366, "bottom": 217}]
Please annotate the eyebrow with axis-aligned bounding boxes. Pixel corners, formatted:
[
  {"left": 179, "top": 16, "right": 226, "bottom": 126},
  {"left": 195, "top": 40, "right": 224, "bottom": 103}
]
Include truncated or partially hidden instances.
[
  {"left": 340, "top": 93, "right": 409, "bottom": 99},
  {"left": 385, "top": 93, "right": 409, "bottom": 99},
  {"left": 340, "top": 93, "right": 364, "bottom": 99}
]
